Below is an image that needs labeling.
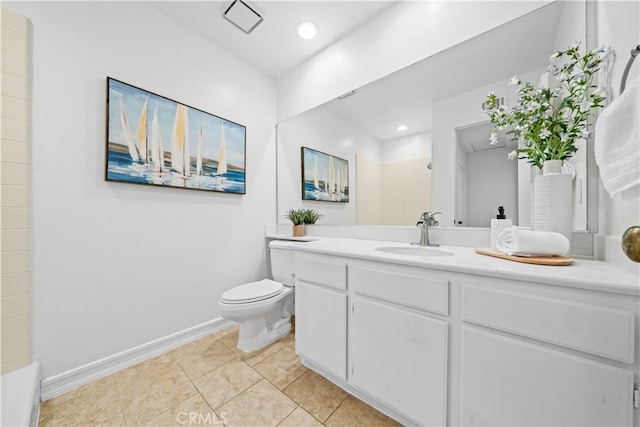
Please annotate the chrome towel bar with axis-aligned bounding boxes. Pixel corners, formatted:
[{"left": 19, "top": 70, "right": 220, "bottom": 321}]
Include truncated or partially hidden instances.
[{"left": 620, "top": 44, "right": 640, "bottom": 94}]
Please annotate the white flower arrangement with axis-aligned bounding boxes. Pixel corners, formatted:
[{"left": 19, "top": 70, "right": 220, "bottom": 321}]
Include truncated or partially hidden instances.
[{"left": 485, "top": 43, "right": 611, "bottom": 169}]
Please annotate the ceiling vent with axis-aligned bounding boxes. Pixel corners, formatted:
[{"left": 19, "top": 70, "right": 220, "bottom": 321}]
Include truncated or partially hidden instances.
[{"left": 223, "top": 0, "right": 263, "bottom": 34}]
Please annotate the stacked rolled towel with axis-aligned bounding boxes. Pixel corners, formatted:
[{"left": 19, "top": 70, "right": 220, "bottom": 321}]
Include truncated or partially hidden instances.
[{"left": 495, "top": 227, "right": 570, "bottom": 257}]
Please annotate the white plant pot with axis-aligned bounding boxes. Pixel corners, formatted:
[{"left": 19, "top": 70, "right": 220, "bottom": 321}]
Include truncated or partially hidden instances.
[{"left": 532, "top": 160, "right": 572, "bottom": 242}]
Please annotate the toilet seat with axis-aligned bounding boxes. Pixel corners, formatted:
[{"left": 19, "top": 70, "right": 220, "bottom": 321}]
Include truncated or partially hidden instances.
[{"left": 221, "top": 279, "right": 284, "bottom": 304}]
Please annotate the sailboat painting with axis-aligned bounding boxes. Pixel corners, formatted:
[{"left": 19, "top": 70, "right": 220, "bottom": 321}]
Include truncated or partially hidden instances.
[
  {"left": 301, "top": 147, "right": 349, "bottom": 202},
  {"left": 106, "top": 77, "right": 246, "bottom": 194}
]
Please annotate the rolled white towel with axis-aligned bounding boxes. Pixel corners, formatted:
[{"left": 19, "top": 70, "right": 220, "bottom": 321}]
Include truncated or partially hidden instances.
[{"left": 496, "top": 227, "right": 570, "bottom": 257}]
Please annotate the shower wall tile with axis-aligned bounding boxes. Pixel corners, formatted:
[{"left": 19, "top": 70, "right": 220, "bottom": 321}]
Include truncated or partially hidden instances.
[{"left": 1, "top": 7, "right": 32, "bottom": 375}]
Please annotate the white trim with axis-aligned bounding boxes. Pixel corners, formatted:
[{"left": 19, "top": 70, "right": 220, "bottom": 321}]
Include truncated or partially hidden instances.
[
  {"left": 0, "top": 362, "right": 41, "bottom": 427},
  {"left": 599, "top": 234, "right": 640, "bottom": 276},
  {"left": 40, "top": 318, "right": 234, "bottom": 401}
]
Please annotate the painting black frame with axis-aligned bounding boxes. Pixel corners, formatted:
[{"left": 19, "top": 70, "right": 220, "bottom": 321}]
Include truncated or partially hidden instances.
[
  {"left": 105, "top": 77, "right": 247, "bottom": 194},
  {"left": 301, "top": 146, "right": 349, "bottom": 203}
]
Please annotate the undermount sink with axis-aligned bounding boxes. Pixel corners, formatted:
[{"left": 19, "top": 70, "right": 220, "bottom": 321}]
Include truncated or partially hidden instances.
[{"left": 375, "top": 246, "right": 454, "bottom": 257}]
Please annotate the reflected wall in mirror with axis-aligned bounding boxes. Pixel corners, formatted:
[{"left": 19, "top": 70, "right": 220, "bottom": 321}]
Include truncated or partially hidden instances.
[{"left": 277, "top": 1, "right": 587, "bottom": 228}]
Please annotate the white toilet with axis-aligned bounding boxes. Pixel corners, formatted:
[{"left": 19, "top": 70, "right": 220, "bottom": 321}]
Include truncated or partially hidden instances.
[{"left": 219, "top": 240, "right": 295, "bottom": 352}]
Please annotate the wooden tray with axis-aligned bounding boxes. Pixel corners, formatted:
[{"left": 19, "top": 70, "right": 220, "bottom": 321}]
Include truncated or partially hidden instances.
[{"left": 475, "top": 247, "right": 573, "bottom": 266}]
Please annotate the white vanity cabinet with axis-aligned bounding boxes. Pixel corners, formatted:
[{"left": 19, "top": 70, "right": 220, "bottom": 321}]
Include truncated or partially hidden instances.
[
  {"left": 460, "top": 282, "right": 637, "bottom": 427},
  {"left": 291, "top": 247, "right": 639, "bottom": 427},
  {"left": 350, "top": 264, "right": 449, "bottom": 426},
  {"left": 294, "top": 253, "right": 348, "bottom": 380}
]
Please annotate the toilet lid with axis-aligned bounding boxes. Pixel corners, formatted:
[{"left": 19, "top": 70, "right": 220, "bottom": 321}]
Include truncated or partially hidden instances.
[{"left": 221, "top": 279, "right": 284, "bottom": 304}]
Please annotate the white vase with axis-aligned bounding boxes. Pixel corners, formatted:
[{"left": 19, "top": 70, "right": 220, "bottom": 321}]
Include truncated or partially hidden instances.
[
  {"left": 532, "top": 160, "right": 572, "bottom": 242},
  {"left": 542, "top": 159, "right": 563, "bottom": 175}
]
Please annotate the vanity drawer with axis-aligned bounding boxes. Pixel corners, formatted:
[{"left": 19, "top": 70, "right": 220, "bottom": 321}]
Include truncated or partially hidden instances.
[
  {"left": 295, "top": 253, "right": 347, "bottom": 291},
  {"left": 462, "top": 286, "right": 635, "bottom": 363},
  {"left": 350, "top": 265, "right": 449, "bottom": 316}
]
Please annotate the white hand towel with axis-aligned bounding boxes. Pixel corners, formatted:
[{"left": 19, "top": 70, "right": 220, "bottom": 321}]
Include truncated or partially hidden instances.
[
  {"left": 496, "top": 227, "right": 570, "bottom": 257},
  {"left": 594, "top": 76, "right": 640, "bottom": 196}
]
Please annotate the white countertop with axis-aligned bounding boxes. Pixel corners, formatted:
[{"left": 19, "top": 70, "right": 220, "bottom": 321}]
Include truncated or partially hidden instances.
[{"left": 268, "top": 236, "right": 640, "bottom": 296}]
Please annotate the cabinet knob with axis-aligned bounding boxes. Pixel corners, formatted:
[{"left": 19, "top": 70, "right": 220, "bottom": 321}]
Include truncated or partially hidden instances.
[{"left": 621, "top": 226, "right": 640, "bottom": 263}]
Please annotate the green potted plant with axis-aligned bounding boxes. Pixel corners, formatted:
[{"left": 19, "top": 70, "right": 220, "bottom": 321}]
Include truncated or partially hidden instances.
[
  {"left": 302, "top": 209, "right": 324, "bottom": 225},
  {"left": 484, "top": 43, "right": 610, "bottom": 172},
  {"left": 284, "top": 208, "right": 306, "bottom": 236}
]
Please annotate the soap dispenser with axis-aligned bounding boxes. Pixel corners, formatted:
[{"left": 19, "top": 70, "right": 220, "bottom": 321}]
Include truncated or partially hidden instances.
[{"left": 491, "top": 206, "right": 512, "bottom": 250}]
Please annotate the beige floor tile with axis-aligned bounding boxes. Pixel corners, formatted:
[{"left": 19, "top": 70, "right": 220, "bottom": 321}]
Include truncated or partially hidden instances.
[
  {"left": 239, "top": 341, "right": 285, "bottom": 366},
  {"left": 142, "top": 394, "right": 223, "bottom": 426},
  {"left": 277, "top": 406, "right": 323, "bottom": 427},
  {"left": 325, "top": 395, "right": 401, "bottom": 427},
  {"left": 283, "top": 371, "right": 347, "bottom": 423},
  {"left": 39, "top": 376, "right": 122, "bottom": 426},
  {"left": 193, "top": 358, "right": 263, "bottom": 410},
  {"left": 212, "top": 324, "right": 239, "bottom": 340},
  {"left": 111, "top": 353, "right": 176, "bottom": 386},
  {"left": 40, "top": 388, "right": 77, "bottom": 415},
  {"left": 218, "top": 328, "right": 240, "bottom": 351},
  {"left": 254, "top": 347, "right": 308, "bottom": 390},
  {"left": 94, "top": 413, "right": 127, "bottom": 426},
  {"left": 279, "top": 331, "right": 296, "bottom": 350},
  {"left": 114, "top": 359, "right": 197, "bottom": 425},
  {"left": 172, "top": 335, "right": 237, "bottom": 380},
  {"left": 218, "top": 379, "right": 297, "bottom": 427}
]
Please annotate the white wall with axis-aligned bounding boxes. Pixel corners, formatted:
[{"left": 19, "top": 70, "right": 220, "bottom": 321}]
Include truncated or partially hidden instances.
[
  {"left": 381, "top": 131, "right": 431, "bottom": 164},
  {"left": 4, "top": 2, "right": 277, "bottom": 381},
  {"left": 276, "top": 1, "right": 552, "bottom": 122},
  {"left": 553, "top": 0, "right": 586, "bottom": 53},
  {"left": 595, "top": 1, "right": 640, "bottom": 273},
  {"left": 465, "top": 147, "right": 518, "bottom": 227},
  {"left": 277, "top": 107, "right": 380, "bottom": 225},
  {"left": 432, "top": 68, "right": 545, "bottom": 227}
]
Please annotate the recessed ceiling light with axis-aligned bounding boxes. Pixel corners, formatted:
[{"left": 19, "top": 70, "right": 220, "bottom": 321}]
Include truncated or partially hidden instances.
[
  {"left": 397, "top": 125, "right": 408, "bottom": 131},
  {"left": 296, "top": 21, "right": 318, "bottom": 40}
]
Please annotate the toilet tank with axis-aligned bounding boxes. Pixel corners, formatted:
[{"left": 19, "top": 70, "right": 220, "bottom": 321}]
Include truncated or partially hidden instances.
[{"left": 268, "top": 240, "right": 296, "bottom": 286}]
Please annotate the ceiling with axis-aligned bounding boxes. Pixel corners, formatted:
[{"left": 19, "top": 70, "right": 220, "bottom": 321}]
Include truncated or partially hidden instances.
[
  {"left": 150, "top": 1, "right": 565, "bottom": 142},
  {"left": 149, "top": 1, "right": 396, "bottom": 78},
  {"left": 321, "top": 1, "right": 564, "bottom": 142}
]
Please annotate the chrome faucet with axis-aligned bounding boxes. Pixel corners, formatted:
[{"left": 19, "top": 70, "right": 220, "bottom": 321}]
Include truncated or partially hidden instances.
[{"left": 413, "top": 211, "right": 441, "bottom": 247}]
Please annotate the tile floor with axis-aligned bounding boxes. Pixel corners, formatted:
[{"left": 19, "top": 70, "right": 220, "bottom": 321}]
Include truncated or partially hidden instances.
[{"left": 39, "top": 325, "right": 401, "bottom": 426}]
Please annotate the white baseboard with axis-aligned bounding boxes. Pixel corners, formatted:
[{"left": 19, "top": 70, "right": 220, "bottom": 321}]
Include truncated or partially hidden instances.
[{"left": 40, "top": 318, "right": 234, "bottom": 401}]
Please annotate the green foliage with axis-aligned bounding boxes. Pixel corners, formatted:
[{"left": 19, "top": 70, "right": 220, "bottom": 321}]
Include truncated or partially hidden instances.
[
  {"left": 302, "top": 209, "right": 324, "bottom": 224},
  {"left": 284, "top": 209, "right": 306, "bottom": 225},
  {"left": 284, "top": 208, "right": 324, "bottom": 225},
  {"left": 485, "top": 43, "right": 610, "bottom": 169}
]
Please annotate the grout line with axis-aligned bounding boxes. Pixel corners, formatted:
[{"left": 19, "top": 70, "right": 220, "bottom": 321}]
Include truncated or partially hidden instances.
[
  {"left": 43, "top": 327, "right": 368, "bottom": 427},
  {"left": 322, "top": 393, "right": 349, "bottom": 425}
]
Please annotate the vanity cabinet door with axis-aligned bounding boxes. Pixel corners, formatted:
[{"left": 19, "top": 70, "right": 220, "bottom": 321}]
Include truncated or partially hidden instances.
[
  {"left": 461, "top": 327, "right": 634, "bottom": 426},
  {"left": 351, "top": 297, "right": 448, "bottom": 426},
  {"left": 295, "top": 281, "right": 347, "bottom": 380}
]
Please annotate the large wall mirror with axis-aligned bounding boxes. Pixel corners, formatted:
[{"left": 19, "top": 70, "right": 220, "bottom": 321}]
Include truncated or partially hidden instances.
[{"left": 277, "top": 1, "right": 588, "bottom": 229}]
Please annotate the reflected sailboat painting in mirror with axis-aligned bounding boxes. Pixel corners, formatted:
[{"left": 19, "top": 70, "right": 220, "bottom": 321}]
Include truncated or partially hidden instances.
[
  {"left": 106, "top": 77, "right": 246, "bottom": 194},
  {"left": 301, "top": 147, "right": 349, "bottom": 202}
]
